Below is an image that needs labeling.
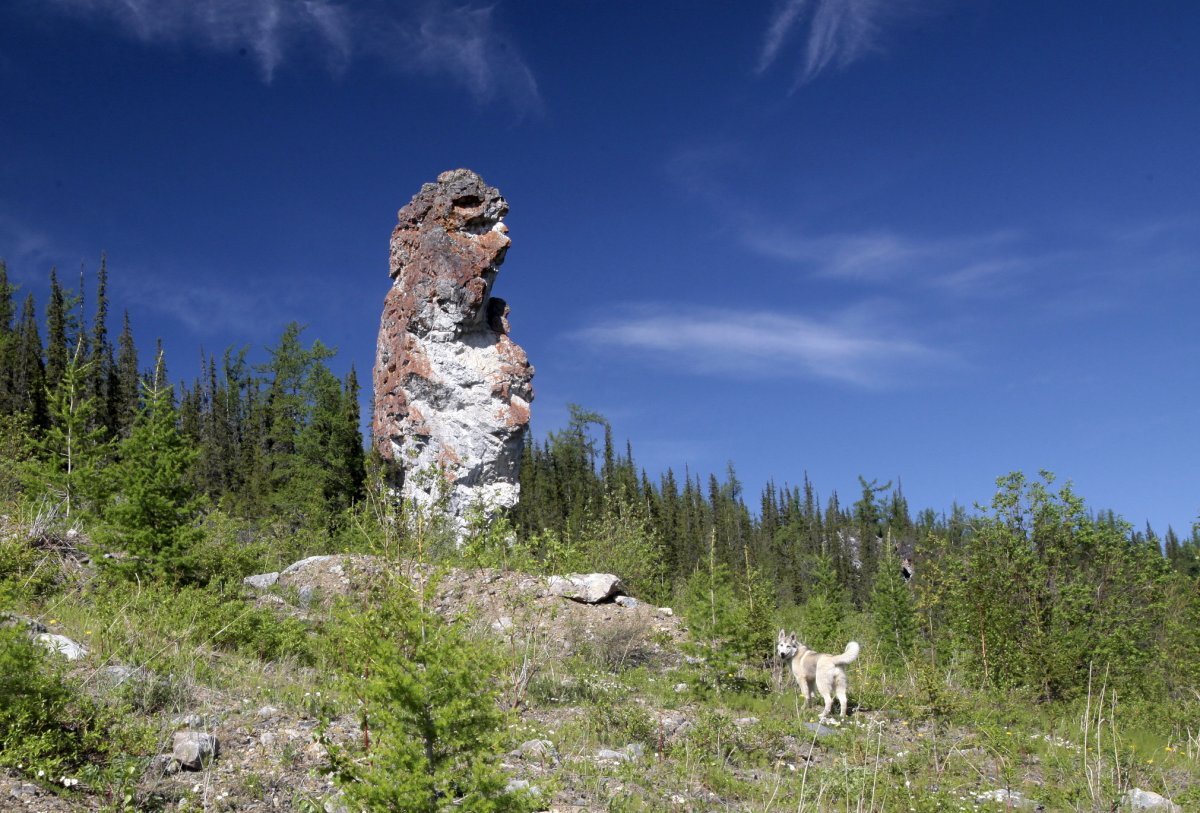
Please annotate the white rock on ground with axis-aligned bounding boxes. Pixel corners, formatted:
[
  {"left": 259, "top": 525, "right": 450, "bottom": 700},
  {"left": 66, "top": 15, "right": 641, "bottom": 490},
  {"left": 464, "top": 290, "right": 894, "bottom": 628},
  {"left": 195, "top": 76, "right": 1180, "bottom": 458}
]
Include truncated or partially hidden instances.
[
  {"left": 35, "top": 633, "right": 88, "bottom": 661},
  {"left": 975, "top": 788, "right": 1037, "bottom": 808},
  {"left": 243, "top": 572, "right": 279, "bottom": 589},
  {"left": 546, "top": 573, "right": 625, "bottom": 603},
  {"left": 1123, "top": 788, "right": 1182, "bottom": 811}
]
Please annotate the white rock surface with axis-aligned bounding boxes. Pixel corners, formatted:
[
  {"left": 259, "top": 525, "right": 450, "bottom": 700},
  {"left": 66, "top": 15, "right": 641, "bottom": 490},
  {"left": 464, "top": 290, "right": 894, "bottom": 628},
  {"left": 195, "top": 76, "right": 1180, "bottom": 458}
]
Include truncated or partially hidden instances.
[
  {"left": 36, "top": 633, "right": 88, "bottom": 661},
  {"left": 1123, "top": 788, "right": 1181, "bottom": 811},
  {"left": 243, "top": 571, "right": 279, "bottom": 589},
  {"left": 547, "top": 573, "right": 625, "bottom": 603},
  {"left": 281, "top": 555, "right": 337, "bottom": 576}
]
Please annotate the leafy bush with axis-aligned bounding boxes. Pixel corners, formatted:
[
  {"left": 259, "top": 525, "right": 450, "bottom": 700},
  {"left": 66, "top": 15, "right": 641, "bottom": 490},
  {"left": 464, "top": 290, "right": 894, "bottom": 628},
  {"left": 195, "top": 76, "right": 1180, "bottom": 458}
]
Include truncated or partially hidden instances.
[
  {"left": 585, "top": 700, "right": 656, "bottom": 749},
  {"left": 0, "top": 532, "right": 60, "bottom": 604},
  {"left": 0, "top": 627, "right": 153, "bottom": 783}
]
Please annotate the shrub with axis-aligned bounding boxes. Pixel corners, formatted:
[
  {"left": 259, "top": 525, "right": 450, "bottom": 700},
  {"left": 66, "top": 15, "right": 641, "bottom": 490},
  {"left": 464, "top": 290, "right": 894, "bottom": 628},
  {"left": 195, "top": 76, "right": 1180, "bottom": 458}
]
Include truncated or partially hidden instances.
[
  {"left": 0, "top": 627, "right": 153, "bottom": 783},
  {"left": 325, "top": 573, "right": 538, "bottom": 812},
  {"left": 569, "top": 614, "right": 658, "bottom": 673},
  {"left": 0, "top": 532, "right": 60, "bottom": 604}
]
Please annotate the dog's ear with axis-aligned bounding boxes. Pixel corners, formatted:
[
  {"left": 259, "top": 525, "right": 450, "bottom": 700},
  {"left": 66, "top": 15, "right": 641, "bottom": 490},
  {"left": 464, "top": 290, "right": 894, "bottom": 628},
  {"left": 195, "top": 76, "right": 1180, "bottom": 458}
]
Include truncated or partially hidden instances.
[{"left": 778, "top": 629, "right": 786, "bottom": 640}]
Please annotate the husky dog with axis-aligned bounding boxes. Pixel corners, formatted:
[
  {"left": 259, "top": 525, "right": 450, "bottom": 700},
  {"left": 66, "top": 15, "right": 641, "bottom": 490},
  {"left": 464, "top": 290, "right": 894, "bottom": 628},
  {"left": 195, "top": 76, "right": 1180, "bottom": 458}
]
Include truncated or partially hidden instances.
[{"left": 776, "top": 630, "right": 860, "bottom": 717}]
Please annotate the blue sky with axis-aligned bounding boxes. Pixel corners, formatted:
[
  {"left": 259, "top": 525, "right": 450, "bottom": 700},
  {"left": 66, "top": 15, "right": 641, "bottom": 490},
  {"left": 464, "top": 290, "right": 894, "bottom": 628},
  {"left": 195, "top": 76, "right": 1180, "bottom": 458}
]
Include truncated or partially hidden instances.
[{"left": 2, "top": 1, "right": 1197, "bottom": 533}]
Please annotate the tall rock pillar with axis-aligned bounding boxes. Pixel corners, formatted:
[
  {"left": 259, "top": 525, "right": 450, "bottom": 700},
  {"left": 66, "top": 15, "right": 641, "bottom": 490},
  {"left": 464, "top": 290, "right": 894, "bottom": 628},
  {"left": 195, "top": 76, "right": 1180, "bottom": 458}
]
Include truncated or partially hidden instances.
[{"left": 372, "top": 169, "right": 534, "bottom": 529}]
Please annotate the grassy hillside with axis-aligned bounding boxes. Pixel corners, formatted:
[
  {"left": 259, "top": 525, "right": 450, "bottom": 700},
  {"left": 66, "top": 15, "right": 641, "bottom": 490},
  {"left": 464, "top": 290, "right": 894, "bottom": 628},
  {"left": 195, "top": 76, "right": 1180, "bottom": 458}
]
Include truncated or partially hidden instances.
[{"left": 1, "top": 502, "right": 1196, "bottom": 812}]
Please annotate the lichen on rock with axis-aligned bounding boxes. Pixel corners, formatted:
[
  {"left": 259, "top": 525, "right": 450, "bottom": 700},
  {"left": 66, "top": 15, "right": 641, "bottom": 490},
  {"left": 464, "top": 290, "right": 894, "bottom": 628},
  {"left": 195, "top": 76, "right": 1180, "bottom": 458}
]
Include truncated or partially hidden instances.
[{"left": 372, "top": 169, "right": 534, "bottom": 532}]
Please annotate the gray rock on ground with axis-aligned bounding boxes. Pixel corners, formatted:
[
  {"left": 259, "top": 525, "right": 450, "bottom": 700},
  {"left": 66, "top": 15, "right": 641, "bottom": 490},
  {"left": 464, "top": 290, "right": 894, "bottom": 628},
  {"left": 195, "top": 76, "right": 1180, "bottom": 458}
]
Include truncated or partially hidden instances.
[
  {"left": 243, "top": 572, "right": 279, "bottom": 589},
  {"left": 802, "top": 721, "right": 838, "bottom": 738},
  {"left": 172, "top": 731, "right": 220, "bottom": 771},
  {"left": 1, "top": 612, "right": 47, "bottom": 633},
  {"left": 1123, "top": 788, "right": 1181, "bottom": 811}
]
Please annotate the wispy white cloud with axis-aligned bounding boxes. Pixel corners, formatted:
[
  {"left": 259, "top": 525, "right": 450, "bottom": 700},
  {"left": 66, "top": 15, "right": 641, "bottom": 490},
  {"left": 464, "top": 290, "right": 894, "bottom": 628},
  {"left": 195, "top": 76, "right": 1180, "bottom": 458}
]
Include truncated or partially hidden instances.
[
  {"left": 757, "top": 0, "right": 928, "bottom": 85},
  {"left": 740, "top": 223, "right": 1028, "bottom": 292},
  {"left": 383, "top": 3, "right": 540, "bottom": 112},
  {"left": 575, "top": 304, "right": 947, "bottom": 387},
  {"left": 41, "top": 0, "right": 540, "bottom": 109},
  {"left": 120, "top": 273, "right": 292, "bottom": 339},
  {"left": 45, "top": 0, "right": 353, "bottom": 81}
]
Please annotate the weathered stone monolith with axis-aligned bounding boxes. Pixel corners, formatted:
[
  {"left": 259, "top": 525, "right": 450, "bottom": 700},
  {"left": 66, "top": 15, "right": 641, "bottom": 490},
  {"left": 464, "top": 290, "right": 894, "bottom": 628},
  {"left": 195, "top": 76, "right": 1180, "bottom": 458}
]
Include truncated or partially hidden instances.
[{"left": 372, "top": 169, "right": 534, "bottom": 532}]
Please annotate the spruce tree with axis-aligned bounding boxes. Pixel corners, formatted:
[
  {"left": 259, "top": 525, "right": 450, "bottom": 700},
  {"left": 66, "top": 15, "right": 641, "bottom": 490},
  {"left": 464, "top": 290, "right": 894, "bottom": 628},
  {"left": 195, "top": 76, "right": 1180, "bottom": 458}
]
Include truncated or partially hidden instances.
[
  {"left": 11, "top": 295, "right": 47, "bottom": 428},
  {"left": 114, "top": 311, "right": 140, "bottom": 437},
  {"left": 0, "top": 261, "right": 16, "bottom": 416},
  {"left": 88, "top": 254, "right": 116, "bottom": 431},
  {"left": 870, "top": 546, "right": 918, "bottom": 663},
  {"left": 800, "top": 554, "right": 849, "bottom": 653},
  {"left": 329, "top": 573, "right": 537, "bottom": 813},
  {"left": 260, "top": 322, "right": 334, "bottom": 519},
  {"left": 44, "top": 269, "right": 70, "bottom": 390},
  {"left": 339, "top": 366, "right": 366, "bottom": 503},
  {"left": 297, "top": 361, "right": 361, "bottom": 515},
  {"left": 37, "top": 345, "right": 109, "bottom": 516},
  {"left": 0, "top": 260, "right": 13, "bottom": 338},
  {"left": 104, "top": 354, "right": 203, "bottom": 583}
]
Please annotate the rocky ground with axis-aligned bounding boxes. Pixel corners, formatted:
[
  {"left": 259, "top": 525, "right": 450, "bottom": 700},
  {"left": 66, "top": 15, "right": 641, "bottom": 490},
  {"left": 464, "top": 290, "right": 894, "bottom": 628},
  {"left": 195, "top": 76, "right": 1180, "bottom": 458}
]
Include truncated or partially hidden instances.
[{"left": 1, "top": 553, "right": 1191, "bottom": 812}]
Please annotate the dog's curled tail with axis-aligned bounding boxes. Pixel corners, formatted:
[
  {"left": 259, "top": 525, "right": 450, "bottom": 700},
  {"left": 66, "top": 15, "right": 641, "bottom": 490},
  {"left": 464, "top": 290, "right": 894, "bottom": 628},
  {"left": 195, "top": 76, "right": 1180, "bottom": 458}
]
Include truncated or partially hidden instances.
[{"left": 833, "top": 641, "right": 860, "bottom": 666}]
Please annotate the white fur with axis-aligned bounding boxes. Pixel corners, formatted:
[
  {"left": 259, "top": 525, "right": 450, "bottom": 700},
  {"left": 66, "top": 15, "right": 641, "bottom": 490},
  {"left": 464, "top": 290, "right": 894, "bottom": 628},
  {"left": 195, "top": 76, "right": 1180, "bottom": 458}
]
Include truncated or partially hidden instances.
[{"left": 777, "top": 629, "right": 860, "bottom": 717}]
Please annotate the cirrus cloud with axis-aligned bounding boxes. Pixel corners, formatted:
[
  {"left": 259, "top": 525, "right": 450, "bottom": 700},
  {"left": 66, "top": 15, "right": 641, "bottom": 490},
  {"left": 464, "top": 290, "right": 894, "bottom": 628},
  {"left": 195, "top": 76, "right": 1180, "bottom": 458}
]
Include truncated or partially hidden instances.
[
  {"left": 40, "top": 0, "right": 540, "bottom": 110},
  {"left": 575, "top": 303, "right": 949, "bottom": 387},
  {"left": 757, "top": 0, "right": 933, "bottom": 86}
]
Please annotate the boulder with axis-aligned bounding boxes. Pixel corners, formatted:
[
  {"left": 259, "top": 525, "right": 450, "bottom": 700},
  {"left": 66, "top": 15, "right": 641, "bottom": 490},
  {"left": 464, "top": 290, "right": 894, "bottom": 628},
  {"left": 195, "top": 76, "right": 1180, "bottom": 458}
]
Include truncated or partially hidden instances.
[
  {"left": 1123, "top": 788, "right": 1181, "bottom": 811},
  {"left": 281, "top": 555, "right": 338, "bottom": 576},
  {"left": 35, "top": 633, "right": 88, "bottom": 661},
  {"left": 547, "top": 573, "right": 626, "bottom": 604},
  {"left": 243, "top": 572, "right": 280, "bottom": 589},
  {"left": 172, "top": 731, "right": 219, "bottom": 771}
]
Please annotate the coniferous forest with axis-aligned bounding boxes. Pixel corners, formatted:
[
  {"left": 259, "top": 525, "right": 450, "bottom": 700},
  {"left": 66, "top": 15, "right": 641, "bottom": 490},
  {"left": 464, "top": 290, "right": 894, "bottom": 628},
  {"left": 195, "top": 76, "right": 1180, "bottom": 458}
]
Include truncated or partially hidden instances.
[{"left": 2, "top": 259, "right": 1199, "bottom": 811}]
